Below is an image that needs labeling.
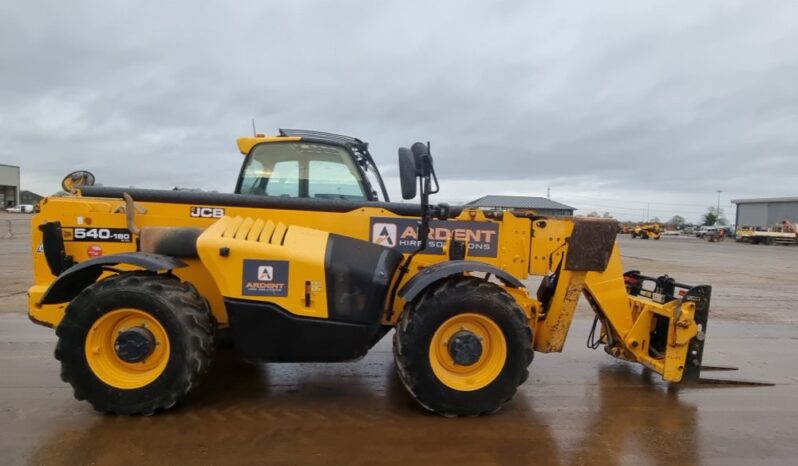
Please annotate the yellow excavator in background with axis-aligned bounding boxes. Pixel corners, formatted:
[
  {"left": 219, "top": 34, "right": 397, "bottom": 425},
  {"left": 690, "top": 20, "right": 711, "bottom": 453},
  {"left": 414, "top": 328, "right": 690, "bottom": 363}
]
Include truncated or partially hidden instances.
[
  {"left": 27, "top": 129, "right": 758, "bottom": 417},
  {"left": 631, "top": 223, "right": 662, "bottom": 240}
]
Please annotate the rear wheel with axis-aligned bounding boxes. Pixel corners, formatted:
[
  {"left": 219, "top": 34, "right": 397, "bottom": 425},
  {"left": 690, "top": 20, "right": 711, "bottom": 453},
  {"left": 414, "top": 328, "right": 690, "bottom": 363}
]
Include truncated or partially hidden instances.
[
  {"left": 55, "top": 273, "right": 215, "bottom": 415},
  {"left": 393, "top": 277, "right": 533, "bottom": 416}
]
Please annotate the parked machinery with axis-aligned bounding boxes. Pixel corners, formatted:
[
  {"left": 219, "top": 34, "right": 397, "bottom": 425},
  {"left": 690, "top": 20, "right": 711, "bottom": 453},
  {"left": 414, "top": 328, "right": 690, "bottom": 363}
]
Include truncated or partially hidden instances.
[{"left": 630, "top": 223, "right": 662, "bottom": 240}]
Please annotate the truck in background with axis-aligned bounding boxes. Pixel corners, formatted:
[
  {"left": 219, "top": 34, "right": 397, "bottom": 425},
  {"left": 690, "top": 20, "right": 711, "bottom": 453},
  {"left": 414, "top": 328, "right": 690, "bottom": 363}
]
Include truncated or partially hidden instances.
[{"left": 735, "top": 221, "right": 797, "bottom": 245}]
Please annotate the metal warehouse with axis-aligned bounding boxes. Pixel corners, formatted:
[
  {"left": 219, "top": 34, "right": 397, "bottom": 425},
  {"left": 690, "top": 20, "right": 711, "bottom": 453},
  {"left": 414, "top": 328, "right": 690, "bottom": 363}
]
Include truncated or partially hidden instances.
[
  {"left": 467, "top": 195, "right": 575, "bottom": 216},
  {"left": 732, "top": 197, "right": 798, "bottom": 228},
  {"left": 0, "top": 164, "right": 21, "bottom": 209}
]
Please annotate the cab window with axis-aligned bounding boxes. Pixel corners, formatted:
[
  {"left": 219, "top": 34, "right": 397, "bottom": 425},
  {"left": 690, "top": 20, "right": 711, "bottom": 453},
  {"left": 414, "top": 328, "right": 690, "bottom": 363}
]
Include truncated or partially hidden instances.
[
  {"left": 238, "top": 142, "right": 369, "bottom": 200},
  {"left": 264, "top": 161, "right": 299, "bottom": 197},
  {"left": 308, "top": 160, "right": 365, "bottom": 199}
]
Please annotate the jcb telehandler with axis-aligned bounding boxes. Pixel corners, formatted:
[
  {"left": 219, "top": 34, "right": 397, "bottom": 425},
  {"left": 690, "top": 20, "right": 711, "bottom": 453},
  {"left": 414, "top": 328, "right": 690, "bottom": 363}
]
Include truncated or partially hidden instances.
[
  {"left": 29, "top": 129, "right": 726, "bottom": 416},
  {"left": 631, "top": 223, "right": 662, "bottom": 240}
]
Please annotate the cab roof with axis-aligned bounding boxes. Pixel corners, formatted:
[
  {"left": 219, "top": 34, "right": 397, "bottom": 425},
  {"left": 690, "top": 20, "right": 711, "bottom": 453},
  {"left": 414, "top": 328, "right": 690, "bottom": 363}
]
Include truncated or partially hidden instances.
[{"left": 236, "top": 129, "right": 368, "bottom": 155}]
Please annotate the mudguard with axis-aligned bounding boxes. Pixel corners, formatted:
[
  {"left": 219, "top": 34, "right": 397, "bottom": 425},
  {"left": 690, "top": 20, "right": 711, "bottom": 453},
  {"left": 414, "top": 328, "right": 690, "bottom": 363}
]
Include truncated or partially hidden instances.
[
  {"left": 39, "top": 252, "right": 186, "bottom": 305},
  {"left": 399, "top": 260, "right": 524, "bottom": 303}
]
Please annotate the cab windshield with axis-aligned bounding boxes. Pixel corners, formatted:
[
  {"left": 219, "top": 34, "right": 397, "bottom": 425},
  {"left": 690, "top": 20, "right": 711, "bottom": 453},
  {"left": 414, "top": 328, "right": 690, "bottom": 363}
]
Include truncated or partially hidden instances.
[{"left": 237, "top": 142, "right": 370, "bottom": 201}]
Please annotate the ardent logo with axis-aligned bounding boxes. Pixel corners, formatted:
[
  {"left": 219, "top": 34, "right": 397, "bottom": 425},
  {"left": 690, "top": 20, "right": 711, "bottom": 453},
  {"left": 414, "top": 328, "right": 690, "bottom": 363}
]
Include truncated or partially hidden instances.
[
  {"left": 257, "top": 266, "right": 274, "bottom": 281},
  {"left": 242, "top": 259, "right": 289, "bottom": 297},
  {"left": 190, "top": 207, "right": 225, "bottom": 218},
  {"left": 369, "top": 217, "right": 500, "bottom": 257},
  {"left": 372, "top": 223, "right": 397, "bottom": 247}
]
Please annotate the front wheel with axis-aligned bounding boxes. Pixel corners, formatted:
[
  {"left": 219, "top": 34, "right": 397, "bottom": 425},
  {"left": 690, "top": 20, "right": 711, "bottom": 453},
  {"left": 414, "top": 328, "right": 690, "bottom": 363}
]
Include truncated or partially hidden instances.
[
  {"left": 393, "top": 277, "right": 533, "bottom": 416},
  {"left": 55, "top": 273, "right": 215, "bottom": 415}
]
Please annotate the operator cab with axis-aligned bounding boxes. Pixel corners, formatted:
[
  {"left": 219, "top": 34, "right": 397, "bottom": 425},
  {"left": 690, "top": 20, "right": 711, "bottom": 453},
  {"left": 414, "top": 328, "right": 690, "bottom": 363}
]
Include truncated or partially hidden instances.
[{"left": 235, "top": 129, "right": 390, "bottom": 202}]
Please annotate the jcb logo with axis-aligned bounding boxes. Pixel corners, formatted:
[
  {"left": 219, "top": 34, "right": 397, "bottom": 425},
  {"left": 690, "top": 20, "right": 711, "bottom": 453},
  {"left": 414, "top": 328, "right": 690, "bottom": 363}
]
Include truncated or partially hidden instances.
[{"left": 190, "top": 207, "right": 225, "bottom": 218}]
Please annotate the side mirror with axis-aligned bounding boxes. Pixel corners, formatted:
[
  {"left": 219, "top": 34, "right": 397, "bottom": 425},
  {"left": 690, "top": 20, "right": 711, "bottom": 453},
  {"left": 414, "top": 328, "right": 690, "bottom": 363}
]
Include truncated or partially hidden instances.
[
  {"left": 410, "top": 141, "right": 439, "bottom": 196},
  {"left": 410, "top": 142, "right": 430, "bottom": 175},
  {"left": 61, "top": 170, "right": 95, "bottom": 193},
  {"left": 398, "top": 147, "right": 418, "bottom": 200}
]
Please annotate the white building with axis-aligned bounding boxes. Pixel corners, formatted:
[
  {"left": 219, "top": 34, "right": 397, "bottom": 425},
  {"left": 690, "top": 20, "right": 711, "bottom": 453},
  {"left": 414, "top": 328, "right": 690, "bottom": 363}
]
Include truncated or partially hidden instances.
[{"left": 0, "top": 164, "right": 20, "bottom": 209}]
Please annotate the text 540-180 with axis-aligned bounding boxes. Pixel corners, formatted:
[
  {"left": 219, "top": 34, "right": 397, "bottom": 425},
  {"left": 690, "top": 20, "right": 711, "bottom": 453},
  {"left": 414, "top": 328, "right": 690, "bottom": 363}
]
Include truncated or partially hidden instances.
[{"left": 71, "top": 228, "right": 132, "bottom": 243}]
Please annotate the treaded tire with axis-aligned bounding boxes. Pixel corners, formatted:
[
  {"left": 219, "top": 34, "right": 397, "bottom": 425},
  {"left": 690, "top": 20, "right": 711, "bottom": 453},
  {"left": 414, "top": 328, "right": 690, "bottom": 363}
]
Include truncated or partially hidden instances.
[
  {"left": 55, "top": 272, "right": 215, "bottom": 415},
  {"left": 393, "top": 276, "right": 533, "bottom": 417}
]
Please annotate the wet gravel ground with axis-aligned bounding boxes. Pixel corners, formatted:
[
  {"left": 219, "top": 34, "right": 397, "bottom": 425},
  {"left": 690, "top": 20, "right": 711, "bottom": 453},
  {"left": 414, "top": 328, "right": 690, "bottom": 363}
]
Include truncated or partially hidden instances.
[
  {"left": 612, "top": 234, "right": 797, "bottom": 325},
  {"left": 1, "top": 216, "right": 797, "bottom": 464},
  {"left": 0, "top": 314, "right": 796, "bottom": 465}
]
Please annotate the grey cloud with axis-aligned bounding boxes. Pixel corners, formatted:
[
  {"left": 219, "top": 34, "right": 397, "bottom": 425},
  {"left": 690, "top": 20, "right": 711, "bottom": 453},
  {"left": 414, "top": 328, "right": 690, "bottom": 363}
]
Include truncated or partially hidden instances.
[{"left": 1, "top": 0, "right": 797, "bottom": 222}]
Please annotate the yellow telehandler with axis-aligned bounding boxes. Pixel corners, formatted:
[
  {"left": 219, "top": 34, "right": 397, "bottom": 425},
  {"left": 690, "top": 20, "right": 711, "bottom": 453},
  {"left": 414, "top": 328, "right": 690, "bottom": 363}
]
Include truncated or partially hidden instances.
[
  {"left": 631, "top": 223, "right": 662, "bottom": 240},
  {"left": 28, "top": 130, "right": 752, "bottom": 417}
]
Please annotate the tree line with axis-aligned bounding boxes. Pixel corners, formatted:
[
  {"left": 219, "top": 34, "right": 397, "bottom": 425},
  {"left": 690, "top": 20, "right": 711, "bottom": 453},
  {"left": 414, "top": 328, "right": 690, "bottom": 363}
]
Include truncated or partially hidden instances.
[{"left": 584, "top": 206, "right": 728, "bottom": 227}]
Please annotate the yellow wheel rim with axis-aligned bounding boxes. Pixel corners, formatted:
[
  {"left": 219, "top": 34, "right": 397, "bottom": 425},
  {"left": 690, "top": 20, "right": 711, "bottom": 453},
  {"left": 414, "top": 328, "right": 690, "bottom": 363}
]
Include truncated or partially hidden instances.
[
  {"left": 84, "top": 309, "right": 170, "bottom": 389},
  {"left": 429, "top": 313, "right": 507, "bottom": 391}
]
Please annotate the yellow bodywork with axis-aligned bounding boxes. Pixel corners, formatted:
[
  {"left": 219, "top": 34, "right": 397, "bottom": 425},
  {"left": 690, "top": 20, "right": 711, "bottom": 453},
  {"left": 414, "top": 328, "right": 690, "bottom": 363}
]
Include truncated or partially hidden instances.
[
  {"left": 197, "top": 216, "right": 331, "bottom": 319},
  {"left": 236, "top": 136, "right": 301, "bottom": 155},
  {"left": 28, "top": 197, "right": 527, "bottom": 327},
  {"left": 28, "top": 134, "right": 708, "bottom": 385},
  {"left": 582, "top": 246, "right": 698, "bottom": 382}
]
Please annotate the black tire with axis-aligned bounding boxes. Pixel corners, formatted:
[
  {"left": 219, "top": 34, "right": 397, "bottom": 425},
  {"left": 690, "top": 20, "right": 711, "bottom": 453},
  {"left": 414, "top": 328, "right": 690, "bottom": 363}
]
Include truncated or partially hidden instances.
[
  {"left": 55, "top": 272, "right": 215, "bottom": 415},
  {"left": 393, "top": 276, "right": 533, "bottom": 417},
  {"left": 631, "top": 232, "right": 637, "bottom": 239}
]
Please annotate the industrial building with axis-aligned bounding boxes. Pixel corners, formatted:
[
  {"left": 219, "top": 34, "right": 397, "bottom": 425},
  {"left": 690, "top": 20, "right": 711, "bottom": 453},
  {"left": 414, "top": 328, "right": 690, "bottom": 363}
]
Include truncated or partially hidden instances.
[
  {"left": 467, "top": 195, "right": 575, "bottom": 216},
  {"left": 732, "top": 197, "right": 798, "bottom": 228},
  {"left": 0, "top": 164, "right": 20, "bottom": 209}
]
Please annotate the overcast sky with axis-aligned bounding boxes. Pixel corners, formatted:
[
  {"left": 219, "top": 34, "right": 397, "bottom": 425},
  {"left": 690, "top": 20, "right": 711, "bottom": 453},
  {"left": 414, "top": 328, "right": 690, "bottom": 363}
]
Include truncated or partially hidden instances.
[{"left": 2, "top": 0, "right": 797, "bottom": 222}]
